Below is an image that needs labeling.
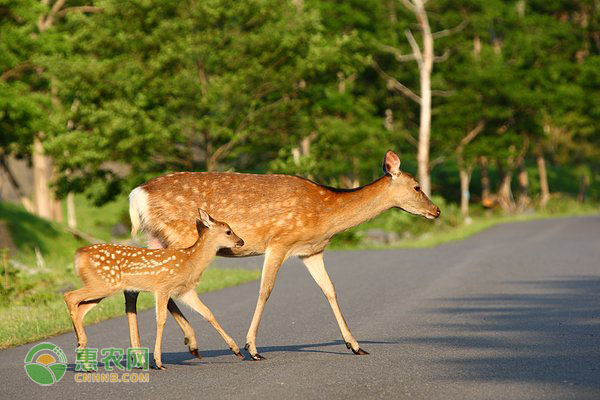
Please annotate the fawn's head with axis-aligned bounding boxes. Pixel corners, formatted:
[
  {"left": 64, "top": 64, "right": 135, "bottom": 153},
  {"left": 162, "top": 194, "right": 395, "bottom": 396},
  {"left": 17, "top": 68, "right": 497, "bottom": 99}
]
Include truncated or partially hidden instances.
[
  {"left": 196, "top": 209, "right": 245, "bottom": 248},
  {"left": 382, "top": 150, "right": 441, "bottom": 220}
]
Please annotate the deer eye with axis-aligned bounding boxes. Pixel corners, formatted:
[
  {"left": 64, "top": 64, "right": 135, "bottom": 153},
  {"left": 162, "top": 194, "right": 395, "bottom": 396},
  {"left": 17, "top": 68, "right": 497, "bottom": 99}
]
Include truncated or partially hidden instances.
[
  {"left": 414, "top": 186, "right": 421, "bottom": 192},
  {"left": 226, "top": 230, "right": 232, "bottom": 236}
]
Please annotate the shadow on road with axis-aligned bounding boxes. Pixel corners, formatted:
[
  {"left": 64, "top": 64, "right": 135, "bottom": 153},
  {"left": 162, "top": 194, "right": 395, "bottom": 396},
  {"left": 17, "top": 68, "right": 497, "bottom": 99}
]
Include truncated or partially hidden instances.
[
  {"left": 65, "top": 339, "right": 398, "bottom": 370},
  {"left": 160, "top": 339, "right": 398, "bottom": 364},
  {"left": 407, "top": 276, "right": 600, "bottom": 388}
]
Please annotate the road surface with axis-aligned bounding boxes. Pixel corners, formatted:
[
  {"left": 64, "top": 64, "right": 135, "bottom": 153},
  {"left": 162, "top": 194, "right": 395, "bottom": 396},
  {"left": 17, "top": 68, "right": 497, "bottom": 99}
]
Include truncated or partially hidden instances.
[{"left": 1, "top": 216, "right": 599, "bottom": 399}]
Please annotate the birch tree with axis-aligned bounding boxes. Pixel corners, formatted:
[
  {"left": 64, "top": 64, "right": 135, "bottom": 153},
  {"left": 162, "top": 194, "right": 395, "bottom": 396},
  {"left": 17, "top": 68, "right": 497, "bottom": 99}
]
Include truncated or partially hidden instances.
[{"left": 374, "top": 0, "right": 466, "bottom": 197}]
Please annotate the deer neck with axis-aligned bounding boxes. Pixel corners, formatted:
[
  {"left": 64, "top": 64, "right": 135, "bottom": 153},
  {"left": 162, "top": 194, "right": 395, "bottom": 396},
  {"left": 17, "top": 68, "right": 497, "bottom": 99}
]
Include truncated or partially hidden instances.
[
  {"left": 323, "top": 176, "right": 393, "bottom": 235},
  {"left": 186, "top": 231, "right": 219, "bottom": 283}
]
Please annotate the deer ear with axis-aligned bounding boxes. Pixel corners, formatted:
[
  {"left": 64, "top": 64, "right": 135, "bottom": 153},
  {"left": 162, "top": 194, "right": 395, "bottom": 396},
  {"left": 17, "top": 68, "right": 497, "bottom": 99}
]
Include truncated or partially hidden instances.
[
  {"left": 197, "top": 208, "right": 214, "bottom": 229},
  {"left": 195, "top": 218, "right": 206, "bottom": 233},
  {"left": 383, "top": 150, "right": 401, "bottom": 179}
]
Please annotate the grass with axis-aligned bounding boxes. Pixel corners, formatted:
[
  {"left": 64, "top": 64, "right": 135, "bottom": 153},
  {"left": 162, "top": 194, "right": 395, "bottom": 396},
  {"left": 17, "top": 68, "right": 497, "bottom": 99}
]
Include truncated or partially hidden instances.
[
  {"left": 65, "top": 194, "right": 131, "bottom": 241},
  {"left": 0, "top": 200, "right": 260, "bottom": 349},
  {"left": 0, "top": 268, "right": 259, "bottom": 349}
]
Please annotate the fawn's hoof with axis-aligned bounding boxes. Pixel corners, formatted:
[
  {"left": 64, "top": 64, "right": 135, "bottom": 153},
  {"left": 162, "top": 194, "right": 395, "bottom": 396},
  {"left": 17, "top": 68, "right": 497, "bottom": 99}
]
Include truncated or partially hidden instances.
[
  {"left": 249, "top": 353, "right": 265, "bottom": 361},
  {"left": 152, "top": 363, "right": 167, "bottom": 370},
  {"left": 189, "top": 348, "right": 202, "bottom": 359},
  {"left": 346, "top": 342, "right": 369, "bottom": 355},
  {"left": 185, "top": 338, "right": 201, "bottom": 359},
  {"left": 234, "top": 351, "right": 245, "bottom": 360},
  {"left": 245, "top": 344, "right": 266, "bottom": 361}
]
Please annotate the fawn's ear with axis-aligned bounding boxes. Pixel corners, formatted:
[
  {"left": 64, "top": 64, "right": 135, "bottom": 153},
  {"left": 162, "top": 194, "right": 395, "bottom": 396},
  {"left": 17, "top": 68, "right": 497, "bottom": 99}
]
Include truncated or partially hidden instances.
[
  {"left": 198, "top": 208, "right": 214, "bottom": 229},
  {"left": 382, "top": 150, "right": 401, "bottom": 179},
  {"left": 195, "top": 218, "right": 206, "bottom": 234}
]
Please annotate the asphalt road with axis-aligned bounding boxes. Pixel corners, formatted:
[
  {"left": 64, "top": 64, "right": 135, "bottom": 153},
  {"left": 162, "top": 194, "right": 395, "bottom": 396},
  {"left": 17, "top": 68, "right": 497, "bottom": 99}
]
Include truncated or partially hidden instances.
[{"left": 1, "top": 216, "right": 599, "bottom": 399}]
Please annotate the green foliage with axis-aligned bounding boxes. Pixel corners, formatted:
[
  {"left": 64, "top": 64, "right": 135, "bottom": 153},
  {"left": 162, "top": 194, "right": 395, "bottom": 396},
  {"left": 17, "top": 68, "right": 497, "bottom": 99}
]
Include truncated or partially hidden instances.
[
  {"left": 0, "top": 0, "right": 598, "bottom": 201},
  {"left": 0, "top": 0, "right": 51, "bottom": 156}
]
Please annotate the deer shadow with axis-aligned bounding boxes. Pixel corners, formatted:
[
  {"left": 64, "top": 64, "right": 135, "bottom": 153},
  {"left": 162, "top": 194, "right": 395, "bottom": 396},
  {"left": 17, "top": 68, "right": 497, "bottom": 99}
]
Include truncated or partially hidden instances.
[
  {"left": 161, "top": 339, "right": 398, "bottom": 365},
  {"left": 65, "top": 339, "right": 397, "bottom": 371}
]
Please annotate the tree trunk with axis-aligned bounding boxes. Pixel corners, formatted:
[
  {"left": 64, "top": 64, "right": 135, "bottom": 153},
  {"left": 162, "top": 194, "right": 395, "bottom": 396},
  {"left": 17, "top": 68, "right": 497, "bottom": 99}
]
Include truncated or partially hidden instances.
[
  {"left": 49, "top": 165, "right": 63, "bottom": 223},
  {"left": 497, "top": 167, "right": 515, "bottom": 212},
  {"left": 415, "top": 0, "right": 433, "bottom": 197},
  {"left": 517, "top": 164, "right": 530, "bottom": 210},
  {"left": 536, "top": 154, "right": 550, "bottom": 207},
  {"left": 51, "top": 195, "right": 63, "bottom": 223},
  {"left": 67, "top": 192, "right": 77, "bottom": 229},
  {"left": 578, "top": 174, "right": 589, "bottom": 203},
  {"left": 33, "top": 137, "right": 52, "bottom": 219},
  {"left": 459, "top": 165, "right": 471, "bottom": 217},
  {"left": 480, "top": 156, "right": 491, "bottom": 206},
  {"left": 0, "top": 155, "right": 35, "bottom": 212}
]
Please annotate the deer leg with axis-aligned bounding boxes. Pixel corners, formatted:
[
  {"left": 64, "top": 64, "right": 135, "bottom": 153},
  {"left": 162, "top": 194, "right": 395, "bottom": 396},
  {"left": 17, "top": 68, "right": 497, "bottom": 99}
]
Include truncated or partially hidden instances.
[
  {"left": 78, "top": 299, "right": 102, "bottom": 321},
  {"left": 125, "top": 236, "right": 199, "bottom": 357},
  {"left": 167, "top": 298, "right": 200, "bottom": 357},
  {"left": 178, "top": 290, "right": 244, "bottom": 360},
  {"left": 65, "top": 288, "right": 111, "bottom": 349},
  {"left": 152, "top": 292, "right": 169, "bottom": 370},
  {"left": 245, "top": 249, "right": 286, "bottom": 360},
  {"left": 301, "top": 252, "right": 368, "bottom": 355},
  {"left": 125, "top": 291, "right": 142, "bottom": 348},
  {"left": 124, "top": 291, "right": 148, "bottom": 367}
]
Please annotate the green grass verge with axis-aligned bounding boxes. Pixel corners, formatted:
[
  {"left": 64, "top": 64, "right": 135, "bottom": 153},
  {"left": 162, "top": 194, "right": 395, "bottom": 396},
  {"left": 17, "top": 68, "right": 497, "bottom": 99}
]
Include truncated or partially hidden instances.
[
  {"left": 0, "top": 200, "right": 260, "bottom": 349},
  {"left": 0, "top": 268, "right": 259, "bottom": 349}
]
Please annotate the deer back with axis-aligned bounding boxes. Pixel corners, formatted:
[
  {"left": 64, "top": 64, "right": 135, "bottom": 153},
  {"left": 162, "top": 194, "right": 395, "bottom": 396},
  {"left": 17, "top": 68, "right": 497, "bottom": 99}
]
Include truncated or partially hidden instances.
[{"left": 132, "top": 172, "right": 338, "bottom": 255}]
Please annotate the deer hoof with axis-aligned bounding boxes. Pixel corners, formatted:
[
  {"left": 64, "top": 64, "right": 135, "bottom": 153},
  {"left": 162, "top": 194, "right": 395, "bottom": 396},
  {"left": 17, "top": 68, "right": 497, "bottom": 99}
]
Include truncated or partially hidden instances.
[
  {"left": 249, "top": 353, "right": 265, "bottom": 361},
  {"left": 244, "top": 343, "right": 265, "bottom": 361},
  {"left": 153, "top": 363, "right": 167, "bottom": 370},
  {"left": 346, "top": 342, "right": 369, "bottom": 355},
  {"left": 189, "top": 348, "right": 202, "bottom": 359},
  {"left": 234, "top": 351, "right": 245, "bottom": 360},
  {"left": 352, "top": 348, "right": 369, "bottom": 355}
]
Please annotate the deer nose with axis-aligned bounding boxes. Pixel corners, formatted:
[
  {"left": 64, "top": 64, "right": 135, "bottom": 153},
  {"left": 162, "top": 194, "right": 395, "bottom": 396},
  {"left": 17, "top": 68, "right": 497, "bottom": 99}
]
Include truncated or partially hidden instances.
[
  {"left": 236, "top": 239, "right": 245, "bottom": 247},
  {"left": 434, "top": 207, "right": 441, "bottom": 217}
]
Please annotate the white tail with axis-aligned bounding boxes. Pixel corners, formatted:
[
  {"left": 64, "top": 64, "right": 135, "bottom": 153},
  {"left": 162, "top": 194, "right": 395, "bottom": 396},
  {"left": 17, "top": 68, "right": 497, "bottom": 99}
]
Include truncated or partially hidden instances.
[
  {"left": 127, "top": 150, "right": 440, "bottom": 360},
  {"left": 129, "top": 187, "right": 149, "bottom": 236},
  {"left": 64, "top": 209, "right": 245, "bottom": 369}
]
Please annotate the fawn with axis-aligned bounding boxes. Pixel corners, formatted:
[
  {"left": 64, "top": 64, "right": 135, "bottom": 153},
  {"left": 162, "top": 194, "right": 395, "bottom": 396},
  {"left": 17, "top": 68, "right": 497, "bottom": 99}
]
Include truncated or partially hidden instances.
[
  {"left": 64, "top": 209, "right": 245, "bottom": 369},
  {"left": 127, "top": 150, "right": 440, "bottom": 360}
]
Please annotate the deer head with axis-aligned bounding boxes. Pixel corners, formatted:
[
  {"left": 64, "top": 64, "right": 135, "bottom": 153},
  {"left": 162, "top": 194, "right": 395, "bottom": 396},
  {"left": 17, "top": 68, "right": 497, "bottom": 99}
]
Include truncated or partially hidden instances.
[
  {"left": 382, "top": 150, "right": 441, "bottom": 220},
  {"left": 196, "top": 209, "right": 245, "bottom": 248}
]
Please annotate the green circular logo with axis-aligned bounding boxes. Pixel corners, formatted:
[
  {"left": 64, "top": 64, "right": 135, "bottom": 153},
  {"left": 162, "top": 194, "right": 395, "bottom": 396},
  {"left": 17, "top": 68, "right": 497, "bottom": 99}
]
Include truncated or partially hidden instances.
[{"left": 24, "top": 342, "right": 67, "bottom": 386}]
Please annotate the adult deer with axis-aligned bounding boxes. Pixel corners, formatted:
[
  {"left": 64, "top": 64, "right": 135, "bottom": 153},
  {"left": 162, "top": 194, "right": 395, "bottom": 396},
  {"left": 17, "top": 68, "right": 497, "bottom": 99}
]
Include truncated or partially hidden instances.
[{"left": 127, "top": 150, "right": 440, "bottom": 360}]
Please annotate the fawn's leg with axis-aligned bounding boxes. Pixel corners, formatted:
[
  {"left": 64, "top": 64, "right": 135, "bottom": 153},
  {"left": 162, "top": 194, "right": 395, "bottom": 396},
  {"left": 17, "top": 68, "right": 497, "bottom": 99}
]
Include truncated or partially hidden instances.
[
  {"left": 126, "top": 236, "right": 199, "bottom": 356},
  {"left": 65, "top": 288, "right": 111, "bottom": 349},
  {"left": 301, "top": 252, "right": 368, "bottom": 355},
  {"left": 78, "top": 299, "right": 102, "bottom": 322},
  {"left": 152, "top": 292, "right": 169, "bottom": 370},
  {"left": 178, "top": 290, "right": 243, "bottom": 360},
  {"left": 167, "top": 299, "right": 200, "bottom": 357},
  {"left": 245, "top": 248, "right": 287, "bottom": 360}
]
